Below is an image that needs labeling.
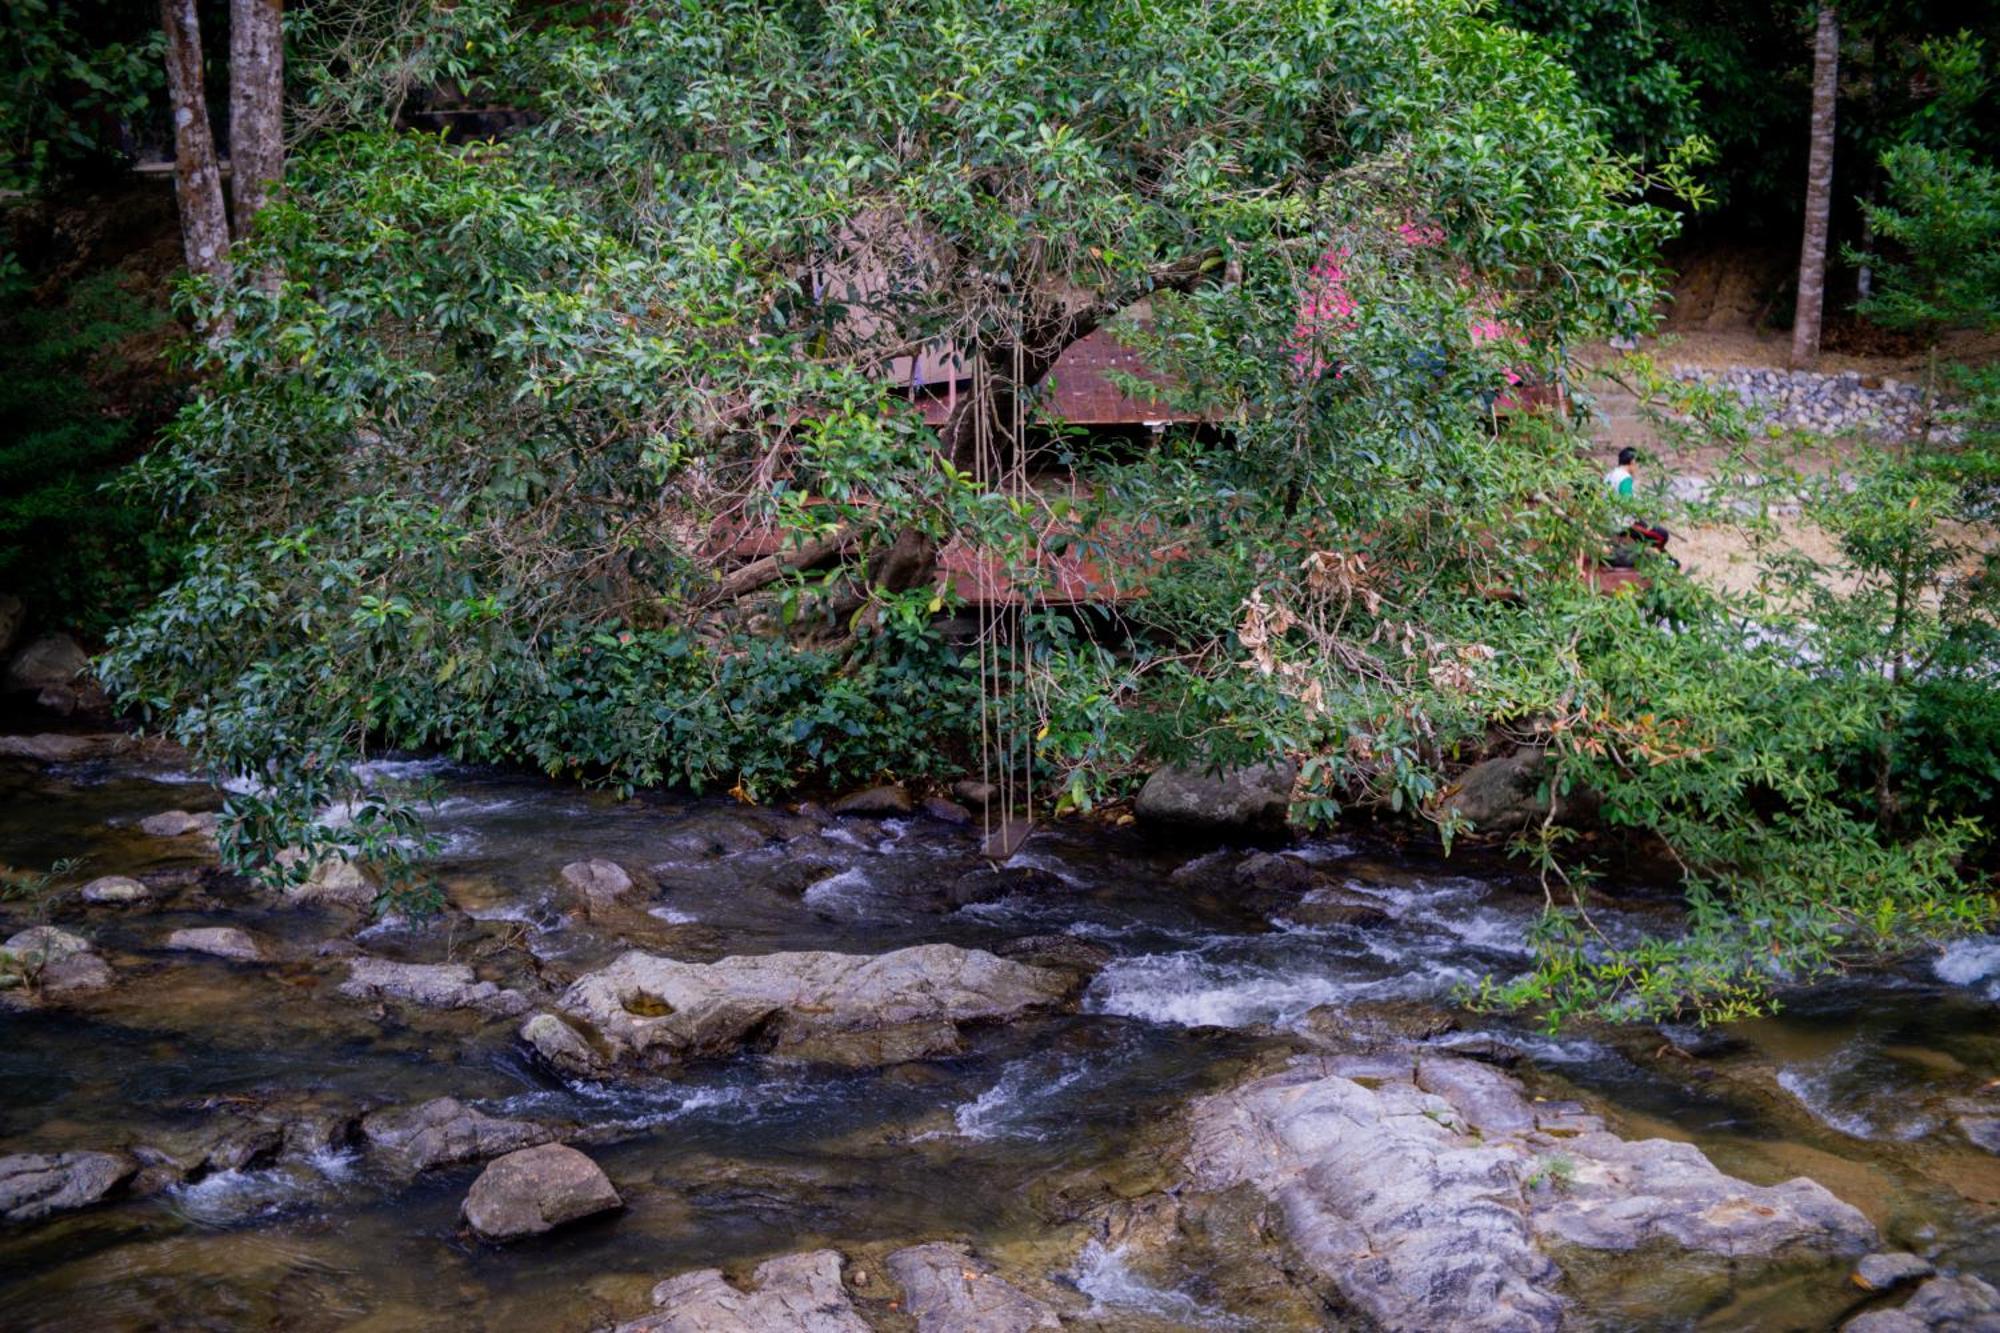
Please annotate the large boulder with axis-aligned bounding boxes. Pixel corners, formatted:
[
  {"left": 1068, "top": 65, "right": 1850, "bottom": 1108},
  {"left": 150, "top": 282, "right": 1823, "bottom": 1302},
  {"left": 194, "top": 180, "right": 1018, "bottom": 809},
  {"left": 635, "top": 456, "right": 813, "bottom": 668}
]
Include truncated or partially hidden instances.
[
  {"left": 5, "top": 633, "right": 102, "bottom": 715},
  {"left": 560, "top": 858, "right": 636, "bottom": 915},
  {"left": 617, "top": 1250, "right": 869, "bottom": 1333},
  {"left": 338, "top": 957, "right": 530, "bottom": 1017},
  {"left": 521, "top": 944, "right": 1077, "bottom": 1077},
  {"left": 1134, "top": 760, "right": 1296, "bottom": 833},
  {"left": 1184, "top": 1057, "right": 1876, "bottom": 1332},
  {"left": 460, "top": 1143, "right": 620, "bottom": 1242},
  {"left": 361, "top": 1097, "right": 556, "bottom": 1173},
  {"left": 0, "top": 1150, "right": 135, "bottom": 1222},
  {"left": 1437, "top": 747, "right": 1597, "bottom": 834},
  {"left": 1844, "top": 1274, "right": 2000, "bottom": 1332},
  {"left": 166, "top": 927, "right": 265, "bottom": 963},
  {"left": 886, "top": 1242, "right": 1062, "bottom": 1332},
  {"left": 830, "top": 783, "right": 915, "bottom": 817}
]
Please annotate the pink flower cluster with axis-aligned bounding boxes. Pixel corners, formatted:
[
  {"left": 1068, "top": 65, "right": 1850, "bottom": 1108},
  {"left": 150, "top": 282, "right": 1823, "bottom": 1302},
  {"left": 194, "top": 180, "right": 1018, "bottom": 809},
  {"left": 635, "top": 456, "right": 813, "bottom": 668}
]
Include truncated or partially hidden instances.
[
  {"left": 1288, "top": 218, "right": 1529, "bottom": 389},
  {"left": 1290, "top": 246, "right": 1356, "bottom": 377}
]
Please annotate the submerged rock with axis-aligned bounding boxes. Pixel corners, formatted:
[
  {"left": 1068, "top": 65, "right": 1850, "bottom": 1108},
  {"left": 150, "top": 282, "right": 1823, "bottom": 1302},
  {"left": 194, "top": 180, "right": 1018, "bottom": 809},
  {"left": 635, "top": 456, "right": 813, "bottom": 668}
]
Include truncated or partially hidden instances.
[
  {"left": 1956, "top": 1116, "right": 2000, "bottom": 1155},
  {"left": 522, "top": 944, "right": 1077, "bottom": 1077},
  {"left": 1135, "top": 760, "right": 1296, "bottom": 833},
  {"left": 0, "top": 1150, "right": 135, "bottom": 1223},
  {"left": 139, "top": 809, "right": 219, "bottom": 839},
  {"left": 166, "top": 927, "right": 265, "bottom": 962},
  {"left": 1184, "top": 1056, "right": 1876, "bottom": 1332},
  {"left": 995, "top": 934, "right": 1115, "bottom": 975},
  {"left": 361, "top": 1097, "right": 556, "bottom": 1174},
  {"left": 338, "top": 957, "right": 531, "bottom": 1017},
  {"left": 461, "top": 1143, "right": 620, "bottom": 1242},
  {"left": 80, "top": 875, "right": 149, "bottom": 905},
  {"left": 617, "top": 1249, "right": 868, "bottom": 1333},
  {"left": 886, "top": 1242, "right": 1062, "bottom": 1332},
  {"left": 35, "top": 951, "right": 116, "bottom": 995},
  {"left": 1844, "top": 1273, "right": 2000, "bottom": 1332}
]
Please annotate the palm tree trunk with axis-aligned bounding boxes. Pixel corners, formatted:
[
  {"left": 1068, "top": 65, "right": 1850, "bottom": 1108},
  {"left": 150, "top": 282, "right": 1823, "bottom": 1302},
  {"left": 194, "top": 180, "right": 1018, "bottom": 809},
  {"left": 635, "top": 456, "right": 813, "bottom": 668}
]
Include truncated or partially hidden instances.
[
  {"left": 161, "top": 0, "right": 231, "bottom": 285},
  {"left": 228, "top": 0, "right": 284, "bottom": 233},
  {"left": 1790, "top": 4, "right": 1840, "bottom": 369}
]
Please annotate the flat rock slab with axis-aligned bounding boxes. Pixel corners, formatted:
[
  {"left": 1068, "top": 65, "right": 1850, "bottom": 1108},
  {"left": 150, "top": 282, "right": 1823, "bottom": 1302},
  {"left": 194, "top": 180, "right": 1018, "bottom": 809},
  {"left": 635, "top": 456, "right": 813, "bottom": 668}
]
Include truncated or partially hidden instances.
[
  {"left": 461, "top": 1143, "right": 620, "bottom": 1242},
  {"left": 362, "top": 1096, "right": 556, "bottom": 1174},
  {"left": 0, "top": 733, "right": 138, "bottom": 764},
  {"left": 524, "top": 943, "right": 1076, "bottom": 1076},
  {"left": 617, "top": 1249, "right": 869, "bottom": 1332},
  {"left": 1186, "top": 1056, "right": 1876, "bottom": 1332},
  {"left": 339, "top": 957, "right": 530, "bottom": 1016},
  {"left": 886, "top": 1242, "right": 1062, "bottom": 1332},
  {"left": 166, "top": 927, "right": 265, "bottom": 962},
  {"left": 0, "top": 1151, "right": 135, "bottom": 1223}
]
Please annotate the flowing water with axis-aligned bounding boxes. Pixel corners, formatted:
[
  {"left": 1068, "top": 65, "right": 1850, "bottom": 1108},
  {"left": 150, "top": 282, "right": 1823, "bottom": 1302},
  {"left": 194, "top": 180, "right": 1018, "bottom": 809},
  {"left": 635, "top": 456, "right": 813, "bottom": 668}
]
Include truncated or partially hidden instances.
[{"left": 1, "top": 751, "right": 1995, "bottom": 1330}]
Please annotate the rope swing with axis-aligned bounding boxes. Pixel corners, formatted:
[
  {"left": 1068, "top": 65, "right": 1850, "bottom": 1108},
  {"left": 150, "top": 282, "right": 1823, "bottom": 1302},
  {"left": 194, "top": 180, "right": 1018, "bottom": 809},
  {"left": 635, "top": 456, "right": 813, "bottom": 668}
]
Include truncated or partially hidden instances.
[{"left": 974, "top": 333, "right": 1035, "bottom": 862}]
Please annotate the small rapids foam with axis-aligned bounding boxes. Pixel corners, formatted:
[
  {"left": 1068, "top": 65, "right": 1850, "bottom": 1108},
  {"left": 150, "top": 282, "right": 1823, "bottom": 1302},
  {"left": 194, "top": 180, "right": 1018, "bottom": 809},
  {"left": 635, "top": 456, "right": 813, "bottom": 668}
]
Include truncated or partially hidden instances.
[
  {"left": 647, "top": 904, "right": 698, "bottom": 925},
  {"left": 947, "top": 1052, "right": 1099, "bottom": 1142},
  {"left": 801, "top": 867, "right": 874, "bottom": 910},
  {"left": 1070, "top": 1241, "right": 1245, "bottom": 1327},
  {"left": 1777, "top": 1047, "right": 1938, "bottom": 1142},
  {"left": 1086, "top": 951, "right": 1375, "bottom": 1029},
  {"left": 1934, "top": 938, "right": 2000, "bottom": 1000},
  {"left": 168, "top": 1157, "right": 346, "bottom": 1226}
]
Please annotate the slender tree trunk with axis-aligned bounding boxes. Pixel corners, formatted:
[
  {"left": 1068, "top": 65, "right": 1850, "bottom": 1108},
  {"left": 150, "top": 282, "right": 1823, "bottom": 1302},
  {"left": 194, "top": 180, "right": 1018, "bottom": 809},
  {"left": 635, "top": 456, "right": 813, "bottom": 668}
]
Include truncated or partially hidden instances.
[
  {"left": 1791, "top": 4, "right": 1840, "bottom": 369},
  {"left": 161, "top": 0, "right": 231, "bottom": 285},
  {"left": 228, "top": 0, "right": 284, "bottom": 233}
]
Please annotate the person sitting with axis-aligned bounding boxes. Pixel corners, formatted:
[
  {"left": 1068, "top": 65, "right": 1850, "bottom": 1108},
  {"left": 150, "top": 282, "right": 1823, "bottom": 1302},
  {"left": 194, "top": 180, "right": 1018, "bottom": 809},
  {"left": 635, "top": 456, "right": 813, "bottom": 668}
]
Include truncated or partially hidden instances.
[{"left": 1604, "top": 447, "right": 1675, "bottom": 566}]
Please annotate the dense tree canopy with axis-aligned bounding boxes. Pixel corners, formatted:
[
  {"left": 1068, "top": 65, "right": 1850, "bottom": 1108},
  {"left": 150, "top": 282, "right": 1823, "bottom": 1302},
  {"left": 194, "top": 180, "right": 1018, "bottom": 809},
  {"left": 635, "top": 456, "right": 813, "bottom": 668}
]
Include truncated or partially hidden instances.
[{"left": 83, "top": 0, "right": 1997, "bottom": 1024}]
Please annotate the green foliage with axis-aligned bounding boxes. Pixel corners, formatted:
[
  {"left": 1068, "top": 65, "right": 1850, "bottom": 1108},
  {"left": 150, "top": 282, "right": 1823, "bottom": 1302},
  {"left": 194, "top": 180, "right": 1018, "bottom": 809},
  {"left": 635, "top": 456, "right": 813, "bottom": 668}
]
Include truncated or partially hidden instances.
[
  {"left": 1852, "top": 141, "right": 2000, "bottom": 337},
  {"left": 0, "top": 0, "right": 163, "bottom": 190},
  {"left": 0, "top": 266, "right": 182, "bottom": 635}
]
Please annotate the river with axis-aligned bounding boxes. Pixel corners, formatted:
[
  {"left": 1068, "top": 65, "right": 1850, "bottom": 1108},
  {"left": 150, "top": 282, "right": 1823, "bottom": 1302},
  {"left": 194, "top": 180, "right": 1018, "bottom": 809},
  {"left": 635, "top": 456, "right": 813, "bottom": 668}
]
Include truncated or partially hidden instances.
[{"left": 1, "top": 748, "right": 1995, "bottom": 1329}]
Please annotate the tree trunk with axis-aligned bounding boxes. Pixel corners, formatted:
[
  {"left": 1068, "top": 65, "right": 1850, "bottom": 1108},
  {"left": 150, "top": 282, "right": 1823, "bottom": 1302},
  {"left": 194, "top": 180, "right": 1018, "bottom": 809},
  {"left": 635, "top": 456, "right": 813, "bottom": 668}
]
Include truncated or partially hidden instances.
[
  {"left": 161, "top": 0, "right": 231, "bottom": 285},
  {"left": 228, "top": 0, "right": 284, "bottom": 233},
  {"left": 1790, "top": 5, "right": 1840, "bottom": 369}
]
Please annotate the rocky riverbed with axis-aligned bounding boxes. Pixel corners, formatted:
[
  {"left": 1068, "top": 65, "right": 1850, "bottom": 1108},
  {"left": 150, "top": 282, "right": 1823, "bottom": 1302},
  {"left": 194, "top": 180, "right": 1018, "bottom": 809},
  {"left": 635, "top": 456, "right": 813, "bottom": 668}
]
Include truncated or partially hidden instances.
[{"left": 1, "top": 743, "right": 1996, "bottom": 1330}]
